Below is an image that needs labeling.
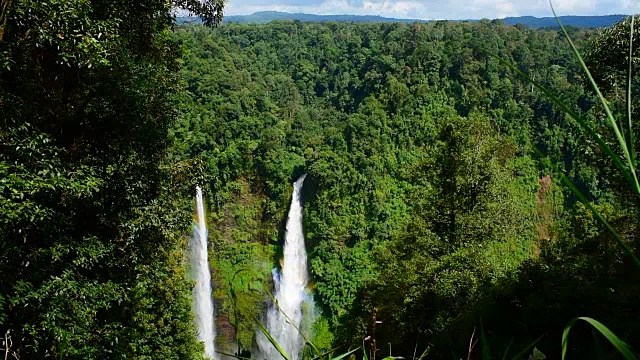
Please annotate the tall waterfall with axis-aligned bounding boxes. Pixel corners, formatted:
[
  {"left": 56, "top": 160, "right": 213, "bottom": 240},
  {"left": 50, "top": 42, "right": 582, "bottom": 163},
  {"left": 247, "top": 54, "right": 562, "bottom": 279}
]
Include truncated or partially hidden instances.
[
  {"left": 192, "top": 186, "right": 216, "bottom": 359},
  {"left": 257, "top": 174, "right": 309, "bottom": 360}
]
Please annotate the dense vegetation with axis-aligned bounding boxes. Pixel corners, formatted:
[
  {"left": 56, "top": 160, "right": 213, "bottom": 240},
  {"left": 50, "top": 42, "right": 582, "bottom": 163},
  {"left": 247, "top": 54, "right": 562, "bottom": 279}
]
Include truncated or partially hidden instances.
[
  {"left": 171, "top": 18, "right": 640, "bottom": 358},
  {"left": 0, "top": 0, "right": 223, "bottom": 358},
  {"left": 1, "top": 1, "right": 638, "bottom": 358}
]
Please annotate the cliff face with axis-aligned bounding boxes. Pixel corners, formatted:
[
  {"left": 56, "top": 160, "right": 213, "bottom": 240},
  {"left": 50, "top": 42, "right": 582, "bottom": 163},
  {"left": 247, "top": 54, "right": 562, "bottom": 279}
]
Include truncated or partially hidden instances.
[{"left": 208, "top": 176, "right": 284, "bottom": 352}]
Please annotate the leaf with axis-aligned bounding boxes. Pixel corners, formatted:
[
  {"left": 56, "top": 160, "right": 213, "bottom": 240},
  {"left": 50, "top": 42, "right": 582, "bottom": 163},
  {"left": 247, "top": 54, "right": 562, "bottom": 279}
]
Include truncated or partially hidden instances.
[
  {"left": 416, "top": 347, "right": 430, "bottom": 360},
  {"left": 510, "top": 335, "right": 543, "bottom": 360},
  {"left": 562, "top": 317, "right": 637, "bottom": 360},
  {"left": 330, "top": 347, "right": 361, "bottom": 360},
  {"left": 529, "top": 347, "right": 545, "bottom": 360},
  {"left": 626, "top": 15, "right": 635, "bottom": 169},
  {"left": 480, "top": 320, "right": 491, "bottom": 360},
  {"left": 260, "top": 286, "right": 320, "bottom": 355},
  {"left": 501, "top": 338, "right": 513, "bottom": 360},
  {"left": 254, "top": 316, "right": 290, "bottom": 360},
  {"left": 310, "top": 347, "right": 341, "bottom": 360}
]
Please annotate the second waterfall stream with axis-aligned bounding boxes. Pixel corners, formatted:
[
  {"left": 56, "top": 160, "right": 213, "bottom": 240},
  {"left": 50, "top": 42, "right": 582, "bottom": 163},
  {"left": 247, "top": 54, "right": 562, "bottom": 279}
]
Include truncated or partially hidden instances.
[
  {"left": 257, "top": 174, "right": 309, "bottom": 360},
  {"left": 192, "top": 186, "right": 216, "bottom": 359}
]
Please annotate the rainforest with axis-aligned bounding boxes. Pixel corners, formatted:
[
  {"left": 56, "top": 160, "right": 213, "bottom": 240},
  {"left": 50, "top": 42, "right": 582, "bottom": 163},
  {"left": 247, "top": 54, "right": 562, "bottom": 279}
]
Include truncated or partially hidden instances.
[{"left": 1, "top": 1, "right": 639, "bottom": 359}]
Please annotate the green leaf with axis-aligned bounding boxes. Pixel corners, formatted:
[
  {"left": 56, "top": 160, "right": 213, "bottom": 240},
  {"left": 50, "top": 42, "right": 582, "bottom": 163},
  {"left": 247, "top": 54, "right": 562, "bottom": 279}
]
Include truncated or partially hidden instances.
[
  {"left": 416, "top": 347, "right": 430, "bottom": 360},
  {"left": 254, "top": 316, "right": 290, "bottom": 360},
  {"left": 498, "top": 8, "right": 640, "bottom": 269},
  {"left": 260, "top": 286, "right": 320, "bottom": 355},
  {"left": 530, "top": 347, "right": 545, "bottom": 360},
  {"left": 500, "top": 338, "right": 513, "bottom": 360},
  {"left": 626, "top": 15, "right": 635, "bottom": 169},
  {"left": 562, "top": 317, "right": 637, "bottom": 360},
  {"left": 330, "top": 347, "right": 361, "bottom": 360},
  {"left": 480, "top": 320, "right": 491, "bottom": 360},
  {"left": 510, "top": 335, "right": 543, "bottom": 360},
  {"left": 310, "top": 347, "right": 341, "bottom": 360}
]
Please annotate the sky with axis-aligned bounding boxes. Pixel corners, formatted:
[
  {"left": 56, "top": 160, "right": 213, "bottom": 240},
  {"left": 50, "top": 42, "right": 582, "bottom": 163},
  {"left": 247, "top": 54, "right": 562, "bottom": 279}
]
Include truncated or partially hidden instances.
[{"left": 224, "top": 0, "right": 638, "bottom": 20}]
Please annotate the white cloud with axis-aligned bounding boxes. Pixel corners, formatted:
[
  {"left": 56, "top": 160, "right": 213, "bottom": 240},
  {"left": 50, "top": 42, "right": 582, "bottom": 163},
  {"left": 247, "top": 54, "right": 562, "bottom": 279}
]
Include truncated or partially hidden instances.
[
  {"left": 554, "top": 0, "right": 597, "bottom": 13},
  {"left": 224, "top": 0, "right": 638, "bottom": 19}
]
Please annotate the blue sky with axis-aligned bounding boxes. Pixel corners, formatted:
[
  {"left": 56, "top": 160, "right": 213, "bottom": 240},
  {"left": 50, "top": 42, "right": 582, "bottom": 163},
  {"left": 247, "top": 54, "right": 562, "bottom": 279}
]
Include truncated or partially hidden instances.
[{"left": 224, "top": 0, "right": 638, "bottom": 20}]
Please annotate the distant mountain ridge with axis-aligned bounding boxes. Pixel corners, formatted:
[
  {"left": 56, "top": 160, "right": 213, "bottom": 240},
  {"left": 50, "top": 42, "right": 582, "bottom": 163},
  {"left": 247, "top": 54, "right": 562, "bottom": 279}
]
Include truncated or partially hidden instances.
[
  {"left": 225, "top": 11, "right": 429, "bottom": 24},
  {"left": 177, "top": 11, "right": 627, "bottom": 28},
  {"left": 501, "top": 15, "right": 626, "bottom": 28}
]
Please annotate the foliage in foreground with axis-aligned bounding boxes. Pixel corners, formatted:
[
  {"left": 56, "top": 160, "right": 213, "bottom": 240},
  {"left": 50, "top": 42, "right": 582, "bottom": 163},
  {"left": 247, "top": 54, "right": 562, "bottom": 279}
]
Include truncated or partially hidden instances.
[{"left": 0, "top": 0, "right": 223, "bottom": 358}]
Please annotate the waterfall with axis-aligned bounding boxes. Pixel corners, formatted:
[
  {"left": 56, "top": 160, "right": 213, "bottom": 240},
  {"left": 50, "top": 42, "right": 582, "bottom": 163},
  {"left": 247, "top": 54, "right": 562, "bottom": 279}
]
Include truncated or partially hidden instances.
[
  {"left": 192, "top": 186, "right": 216, "bottom": 359},
  {"left": 257, "top": 174, "right": 309, "bottom": 360}
]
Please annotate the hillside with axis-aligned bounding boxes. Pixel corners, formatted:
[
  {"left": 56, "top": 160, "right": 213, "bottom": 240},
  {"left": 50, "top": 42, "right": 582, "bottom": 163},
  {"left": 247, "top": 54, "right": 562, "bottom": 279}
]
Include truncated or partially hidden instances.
[{"left": 171, "top": 19, "right": 640, "bottom": 358}]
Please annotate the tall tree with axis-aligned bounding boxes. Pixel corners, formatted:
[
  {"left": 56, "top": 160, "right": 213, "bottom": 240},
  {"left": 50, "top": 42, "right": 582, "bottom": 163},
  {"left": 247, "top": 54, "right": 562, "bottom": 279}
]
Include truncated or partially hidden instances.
[{"left": 0, "top": 0, "right": 223, "bottom": 358}]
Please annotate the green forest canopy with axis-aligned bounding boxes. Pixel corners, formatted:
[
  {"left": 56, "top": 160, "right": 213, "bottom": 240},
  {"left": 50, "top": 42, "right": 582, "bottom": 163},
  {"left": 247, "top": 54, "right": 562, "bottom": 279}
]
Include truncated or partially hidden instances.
[{"left": 172, "top": 18, "right": 640, "bottom": 359}]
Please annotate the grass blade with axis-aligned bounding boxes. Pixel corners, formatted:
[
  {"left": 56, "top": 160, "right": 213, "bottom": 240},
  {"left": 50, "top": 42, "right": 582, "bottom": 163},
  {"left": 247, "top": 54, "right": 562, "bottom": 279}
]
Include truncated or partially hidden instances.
[
  {"left": 480, "top": 320, "right": 491, "bottom": 360},
  {"left": 509, "top": 335, "right": 543, "bottom": 360},
  {"left": 627, "top": 15, "right": 635, "bottom": 169},
  {"left": 262, "top": 286, "right": 320, "bottom": 355},
  {"left": 311, "top": 347, "right": 361, "bottom": 360},
  {"left": 416, "top": 347, "right": 430, "bottom": 360},
  {"left": 330, "top": 347, "right": 361, "bottom": 360},
  {"left": 562, "top": 317, "right": 637, "bottom": 360},
  {"left": 501, "top": 338, "right": 513, "bottom": 360},
  {"left": 363, "top": 341, "right": 369, "bottom": 360},
  {"left": 551, "top": 1, "right": 640, "bottom": 196},
  {"left": 310, "top": 347, "right": 340, "bottom": 360},
  {"left": 254, "top": 316, "right": 290, "bottom": 360}
]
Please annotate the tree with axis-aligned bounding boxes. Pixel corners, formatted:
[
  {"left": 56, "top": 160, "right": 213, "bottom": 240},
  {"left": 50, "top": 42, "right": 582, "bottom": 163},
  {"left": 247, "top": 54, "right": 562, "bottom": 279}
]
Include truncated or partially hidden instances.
[
  {"left": 0, "top": 0, "right": 223, "bottom": 358},
  {"left": 356, "top": 114, "right": 536, "bottom": 357},
  {"left": 585, "top": 16, "right": 639, "bottom": 106}
]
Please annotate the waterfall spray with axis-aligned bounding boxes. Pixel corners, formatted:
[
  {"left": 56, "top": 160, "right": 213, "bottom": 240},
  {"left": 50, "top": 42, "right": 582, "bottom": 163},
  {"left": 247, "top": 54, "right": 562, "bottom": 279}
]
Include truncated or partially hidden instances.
[
  {"left": 257, "top": 174, "right": 309, "bottom": 360},
  {"left": 192, "top": 186, "right": 216, "bottom": 359}
]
